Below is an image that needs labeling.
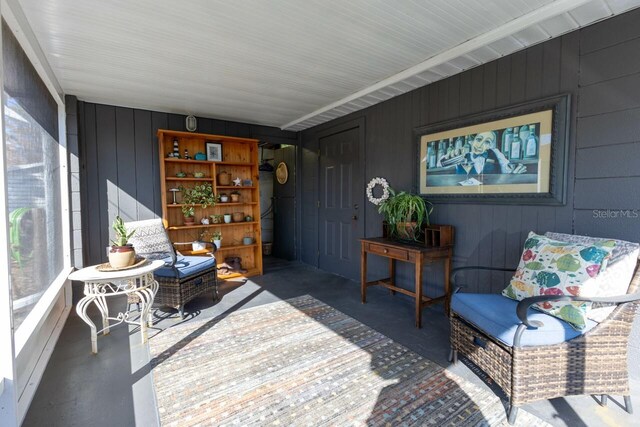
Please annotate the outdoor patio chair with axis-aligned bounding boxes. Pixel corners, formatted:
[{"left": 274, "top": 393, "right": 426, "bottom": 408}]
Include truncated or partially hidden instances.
[
  {"left": 449, "top": 232, "right": 640, "bottom": 424},
  {"left": 126, "top": 218, "right": 218, "bottom": 318}
]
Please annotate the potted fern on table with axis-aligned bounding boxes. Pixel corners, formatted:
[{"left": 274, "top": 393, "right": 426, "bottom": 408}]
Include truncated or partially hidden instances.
[{"left": 378, "top": 189, "right": 432, "bottom": 241}]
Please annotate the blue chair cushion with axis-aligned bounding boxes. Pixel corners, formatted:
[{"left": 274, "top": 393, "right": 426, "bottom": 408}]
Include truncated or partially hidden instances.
[
  {"left": 451, "top": 293, "right": 598, "bottom": 347},
  {"left": 154, "top": 255, "right": 216, "bottom": 279}
]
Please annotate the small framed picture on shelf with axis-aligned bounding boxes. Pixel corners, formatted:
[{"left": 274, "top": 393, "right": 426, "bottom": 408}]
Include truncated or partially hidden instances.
[{"left": 205, "top": 142, "right": 223, "bottom": 162}]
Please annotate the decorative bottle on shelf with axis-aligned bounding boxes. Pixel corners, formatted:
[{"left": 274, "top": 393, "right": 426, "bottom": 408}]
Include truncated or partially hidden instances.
[
  {"left": 437, "top": 140, "right": 446, "bottom": 160},
  {"left": 427, "top": 143, "right": 436, "bottom": 169},
  {"left": 519, "top": 124, "right": 530, "bottom": 142},
  {"left": 464, "top": 135, "right": 472, "bottom": 154},
  {"left": 502, "top": 128, "right": 513, "bottom": 158},
  {"left": 184, "top": 148, "right": 190, "bottom": 160},
  {"left": 510, "top": 126, "right": 522, "bottom": 160},
  {"left": 455, "top": 136, "right": 464, "bottom": 154},
  {"left": 524, "top": 124, "right": 538, "bottom": 159},
  {"left": 173, "top": 138, "right": 180, "bottom": 158}
]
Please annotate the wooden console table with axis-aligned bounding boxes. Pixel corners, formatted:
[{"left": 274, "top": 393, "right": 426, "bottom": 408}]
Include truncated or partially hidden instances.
[{"left": 360, "top": 237, "right": 452, "bottom": 328}]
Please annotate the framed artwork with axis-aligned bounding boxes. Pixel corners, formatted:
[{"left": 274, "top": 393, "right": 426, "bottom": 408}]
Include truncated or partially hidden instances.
[
  {"left": 415, "top": 94, "right": 570, "bottom": 205},
  {"left": 205, "top": 142, "right": 223, "bottom": 162}
]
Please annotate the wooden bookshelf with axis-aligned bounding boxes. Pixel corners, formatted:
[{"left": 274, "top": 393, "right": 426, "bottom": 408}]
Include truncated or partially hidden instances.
[{"left": 158, "top": 129, "right": 263, "bottom": 279}]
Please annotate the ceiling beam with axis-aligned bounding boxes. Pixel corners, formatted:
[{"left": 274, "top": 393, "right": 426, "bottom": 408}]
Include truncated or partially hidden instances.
[{"left": 281, "top": 0, "right": 593, "bottom": 130}]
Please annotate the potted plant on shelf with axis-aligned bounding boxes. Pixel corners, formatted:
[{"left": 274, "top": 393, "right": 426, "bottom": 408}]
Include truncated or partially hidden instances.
[
  {"left": 211, "top": 230, "right": 222, "bottom": 249},
  {"left": 377, "top": 189, "right": 432, "bottom": 241},
  {"left": 181, "top": 183, "right": 216, "bottom": 208},
  {"left": 182, "top": 204, "right": 195, "bottom": 225},
  {"left": 109, "top": 215, "right": 136, "bottom": 268},
  {"left": 180, "top": 183, "right": 216, "bottom": 226},
  {"left": 219, "top": 193, "right": 229, "bottom": 203},
  {"left": 230, "top": 190, "right": 241, "bottom": 203}
]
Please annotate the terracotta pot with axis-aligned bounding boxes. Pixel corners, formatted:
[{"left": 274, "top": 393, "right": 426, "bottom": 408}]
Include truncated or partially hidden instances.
[
  {"left": 230, "top": 193, "right": 240, "bottom": 202},
  {"left": 232, "top": 212, "right": 244, "bottom": 222},
  {"left": 217, "top": 172, "right": 231, "bottom": 186},
  {"left": 184, "top": 216, "right": 195, "bottom": 225},
  {"left": 109, "top": 245, "right": 135, "bottom": 268}
]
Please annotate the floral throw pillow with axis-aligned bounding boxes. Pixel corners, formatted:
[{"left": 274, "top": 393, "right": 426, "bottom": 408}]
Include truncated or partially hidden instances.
[{"left": 502, "top": 232, "right": 616, "bottom": 330}]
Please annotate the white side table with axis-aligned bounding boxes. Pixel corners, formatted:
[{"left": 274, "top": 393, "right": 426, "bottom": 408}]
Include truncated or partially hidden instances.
[{"left": 69, "top": 260, "right": 164, "bottom": 354}]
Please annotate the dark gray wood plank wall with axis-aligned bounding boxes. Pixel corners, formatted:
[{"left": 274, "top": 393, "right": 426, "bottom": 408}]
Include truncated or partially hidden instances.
[
  {"left": 76, "top": 103, "right": 297, "bottom": 265},
  {"left": 576, "top": 9, "right": 640, "bottom": 369}
]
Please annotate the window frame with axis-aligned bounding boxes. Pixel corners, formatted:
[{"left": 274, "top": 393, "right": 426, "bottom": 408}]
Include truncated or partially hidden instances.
[{"left": 0, "top": 1, "right": 71, "bottom": 425}]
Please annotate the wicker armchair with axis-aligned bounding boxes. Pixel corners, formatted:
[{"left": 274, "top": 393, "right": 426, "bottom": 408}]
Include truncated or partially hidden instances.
[
  {"left": 126, "top": 219, "right": 217, "bottom": 318},
  {"left": 449, "top": 233, "right": 640, "bottom": 424}
]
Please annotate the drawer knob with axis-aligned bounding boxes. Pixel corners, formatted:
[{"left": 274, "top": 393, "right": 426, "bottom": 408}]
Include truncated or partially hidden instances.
[{"left": 383, "top": 249, "right": 388, "bottom": 253}]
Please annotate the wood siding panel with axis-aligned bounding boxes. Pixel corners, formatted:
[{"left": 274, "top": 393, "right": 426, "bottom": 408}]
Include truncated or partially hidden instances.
[
  {"left": 115, "top": 107, "right": 137, "bottom": 222},
  {"left": 95, "top": 104, "right": 118, "bottom": 256},
  {"left": 579, "top": 73, "right": 640, "bottom": 117},
  {"left": 577, "top": 108, "right": 640, "bottom": 148},
  {"left": 581, "top": 37, "right": 640, "bottom": 86},
  {"left": 541, "top": 37, "right": 562, "bottom": 97},
  {"left": 133, "top": 109, "right": 155, "bottom": 219},
  {"left": 574, "top": 177, "right": 640, "bottom": 210},
  {"left": 576, "top": 142, "right": 640, "bottom": 179},
  {"left": 580, "top": 7, "right": 640, "bottom": 54}
]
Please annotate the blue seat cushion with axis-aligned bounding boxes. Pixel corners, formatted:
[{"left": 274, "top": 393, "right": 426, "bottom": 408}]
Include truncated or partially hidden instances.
[
  {"left": 154, "top": 255, "right": 216, "bottom": 279},
  {"left": 451, "top": 293, "right": 597, "bottom": 347}
]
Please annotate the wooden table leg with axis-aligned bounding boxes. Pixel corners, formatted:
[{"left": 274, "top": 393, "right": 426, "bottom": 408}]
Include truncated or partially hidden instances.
[
  {"left": 389, "top": 258, "right": 396, "bottom": 295},
  {"left": 415, "top": 255, "right": 423, "bottom": 328},
  {"left": 361, "top": 244, "right": 367, "bottom": 304},
  {"left": 444, "top": 250, "right": 452, "bottom": 316}
]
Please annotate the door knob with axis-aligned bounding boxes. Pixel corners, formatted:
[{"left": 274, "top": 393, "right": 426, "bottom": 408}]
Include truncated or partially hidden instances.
[{"left": 352, "top": 215, "right": 358, "bottom": 220}]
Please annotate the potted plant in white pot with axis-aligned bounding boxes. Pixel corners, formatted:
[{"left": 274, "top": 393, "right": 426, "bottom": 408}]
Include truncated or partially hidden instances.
[
  {"left": 211, "top": 230, "right": 222, "bottom": 249},
  {"left": 109, "top": 215, "right": 136, "bottom": 268}
]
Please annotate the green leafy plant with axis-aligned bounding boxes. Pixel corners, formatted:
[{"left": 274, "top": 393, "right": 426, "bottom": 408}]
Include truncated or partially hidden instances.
[
  {"left": 181, "top": 205, "right": 195, "bottom": 217},
  {"left": 198, "top": 230, "right": 222, "bottom": 242},
  {"left": 9, "top": 207, "right": 31, "bottom": 266},
  {"left": 378, "top": 189, "right": 432, "bottom": 240},
  {"left": 111, "top": 215, "right": 135, "bottom": 246},
  {"left": 181, "top": 183, "right": 217, "bottom": 208}
]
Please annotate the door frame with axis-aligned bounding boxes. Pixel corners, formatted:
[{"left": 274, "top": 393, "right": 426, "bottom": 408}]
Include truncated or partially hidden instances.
[{"left": 315, "top": 116, "right": 366, "bottom": 269}]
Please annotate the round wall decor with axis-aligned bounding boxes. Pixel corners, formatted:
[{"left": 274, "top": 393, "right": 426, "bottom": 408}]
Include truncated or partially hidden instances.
[{"left": 276, "top": 162, "right": 288, "bottom": 184}]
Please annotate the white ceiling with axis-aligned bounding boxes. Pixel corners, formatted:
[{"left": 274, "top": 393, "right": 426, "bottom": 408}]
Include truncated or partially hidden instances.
[{"left": 17, "top": 0, "right": 640, "bottom": 131}]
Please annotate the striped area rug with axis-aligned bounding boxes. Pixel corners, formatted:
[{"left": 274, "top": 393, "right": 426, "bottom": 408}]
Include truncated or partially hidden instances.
[{"left": 149, "top": 295, "right": 548, "bottom": 426}]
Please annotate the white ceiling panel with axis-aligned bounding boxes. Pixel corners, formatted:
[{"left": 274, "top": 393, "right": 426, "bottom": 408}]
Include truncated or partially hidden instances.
[
  {"left": 512, "top": 25, "right": 552, "bottom": 45},
  {"left": 538, "top": 13, "right": 581, "bottom": 35},
  {"left": 16, "top": 0, "right": 640, "bottom": 131},
  {"left": 570, "top": 0, "right": 614, "bottom": 24}
]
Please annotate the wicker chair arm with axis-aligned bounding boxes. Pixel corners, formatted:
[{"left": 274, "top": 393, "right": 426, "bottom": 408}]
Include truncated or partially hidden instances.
[
  {"left": 516, "top": 293, "right": 640, "bottom": 329},
  {"left": 451, "top": 266, "right": 516, "bottom": 289}
]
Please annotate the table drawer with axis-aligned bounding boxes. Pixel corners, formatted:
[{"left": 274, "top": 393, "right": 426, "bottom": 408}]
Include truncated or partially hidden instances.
[{"left": 367, "top": 243, "right": 409, "bottom": 260}]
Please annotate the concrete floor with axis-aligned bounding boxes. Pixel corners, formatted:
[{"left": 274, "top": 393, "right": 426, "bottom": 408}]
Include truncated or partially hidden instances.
[{"left": 24, "top": 258, "right": 638, "bottom": 426}]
